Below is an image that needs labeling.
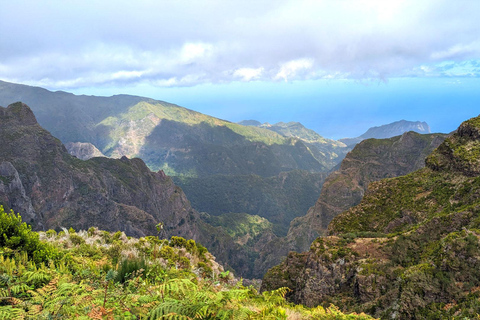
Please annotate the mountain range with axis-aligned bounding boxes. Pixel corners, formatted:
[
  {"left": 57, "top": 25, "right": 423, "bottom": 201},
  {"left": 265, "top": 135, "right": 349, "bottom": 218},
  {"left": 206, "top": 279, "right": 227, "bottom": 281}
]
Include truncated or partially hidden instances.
[
  {"left": 0, "top": 80, "right": 331, "bottom": 177},
  {"left": 0, "top": 102, "right": 254, "bottom": 276},
  {"left": 339, "top": 120, "right": 431, "bottom": 146},
  {"left": 262, "top": 114, "right": 480, "bottom": 319},
  {"left": 0, "top": 80, "right": 337, "bottom": 240},
  {"left": 238, "top": 120, "right": 349, "bottom": 169},
  {"left": 0, "top": 80, "right": 441, "bottom": 280},
  {"left": 249, "top": 130, "right": 447, "bottom": 277}
]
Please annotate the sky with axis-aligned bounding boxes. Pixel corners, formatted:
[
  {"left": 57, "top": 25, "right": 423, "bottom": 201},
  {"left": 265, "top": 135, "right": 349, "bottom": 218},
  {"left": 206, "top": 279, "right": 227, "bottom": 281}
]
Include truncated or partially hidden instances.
[{"left": 0, "top": 0, "right": 479, "bottom": 139}]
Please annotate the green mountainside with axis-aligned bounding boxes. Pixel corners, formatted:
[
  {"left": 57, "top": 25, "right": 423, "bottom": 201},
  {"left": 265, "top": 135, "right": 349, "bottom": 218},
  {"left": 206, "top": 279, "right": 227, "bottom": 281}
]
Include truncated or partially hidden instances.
[
  {"left": 0, "top": 102, "right": 255, "bottom": 277},
  {"left": 173, "top": 170, "right": 328, "bottom": 236},
  {"left": 285, "top": 131, "right": 447, "bottom": 252},
  {"left": 0, "top": 80, "right": 329, "bottom": 177},
  {"left": 239, "top": 120, "right": 349, "bottom": 169},
  {"left": 248, "top": 131, "right": 446, "bottom": 279},
  {"left": 262, "top": 114, "right": 480, "bottom": 319}
]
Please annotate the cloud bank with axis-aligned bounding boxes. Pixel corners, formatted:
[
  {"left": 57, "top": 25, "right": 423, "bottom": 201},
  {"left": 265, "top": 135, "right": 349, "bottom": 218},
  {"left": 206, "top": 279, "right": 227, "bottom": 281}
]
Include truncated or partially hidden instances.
[{"left": 0, "top": 0, "right": 479, "bottom": 88}]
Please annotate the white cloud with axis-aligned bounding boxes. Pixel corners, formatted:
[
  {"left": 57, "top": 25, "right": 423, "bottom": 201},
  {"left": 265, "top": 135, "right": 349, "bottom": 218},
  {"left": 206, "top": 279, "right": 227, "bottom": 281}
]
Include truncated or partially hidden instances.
[
  {"left": 180, "top": 43, "right": 215, "bottom": 63},
  {"left": 233, "top": 67, "right": 264, "bottom": 81},
  {"left": 275, "top": 59, "right": 314, "bottom": 82},
  {"left": 0, "top": 0, "right": 479, "bottom": 88}
]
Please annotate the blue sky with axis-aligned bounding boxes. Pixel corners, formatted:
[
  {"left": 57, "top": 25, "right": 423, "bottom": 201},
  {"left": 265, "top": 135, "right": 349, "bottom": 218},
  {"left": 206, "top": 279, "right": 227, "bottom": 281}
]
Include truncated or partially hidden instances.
[{"left": 1, "top": 0, "right": 479, "bottom": 138}]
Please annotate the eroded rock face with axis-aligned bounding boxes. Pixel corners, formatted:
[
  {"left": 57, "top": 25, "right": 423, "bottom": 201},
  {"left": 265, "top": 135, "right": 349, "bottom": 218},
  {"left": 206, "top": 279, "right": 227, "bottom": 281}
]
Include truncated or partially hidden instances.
[
  {"left": 0, "top": 103, "right": 190, "bottom": 237},
  {"left": 0, "top": 102, "right": 253, "bottom": 277},
  {"left": 65, "top": 142, "right": 105, "bottom": 160},
  {"left": 0, "top": 161, "right": 37, "bottom": 225}
]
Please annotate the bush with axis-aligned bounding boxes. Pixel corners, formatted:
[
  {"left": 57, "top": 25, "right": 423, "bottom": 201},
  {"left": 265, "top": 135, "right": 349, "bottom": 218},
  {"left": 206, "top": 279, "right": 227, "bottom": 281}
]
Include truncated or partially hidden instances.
[
  {"left": 116, "top": 257, "right": 148, "bottom": 283},
  {"left": 170, "top": 236, "right": 188, "bottom": 248},
  {"left": 69, "top": 234, "right": 85, "bottom": 246},
  {"left": 0, "top": 206, "right": 58, "bottom": 263}
]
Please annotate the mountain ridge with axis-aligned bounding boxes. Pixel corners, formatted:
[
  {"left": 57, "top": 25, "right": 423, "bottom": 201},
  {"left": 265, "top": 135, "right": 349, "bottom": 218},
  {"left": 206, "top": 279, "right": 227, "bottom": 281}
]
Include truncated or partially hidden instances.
[
  {"left": 0, "top": 102, "right": 254, "bottom": 276},
  {"left": 262, "top": 114, "right": 480, "bottom": 319},
  {"left": 0, "top": 80, "right": 330, "bottom": 176},
  {"left": 339, "top": 120, "right": 431, "bottom": 146}
]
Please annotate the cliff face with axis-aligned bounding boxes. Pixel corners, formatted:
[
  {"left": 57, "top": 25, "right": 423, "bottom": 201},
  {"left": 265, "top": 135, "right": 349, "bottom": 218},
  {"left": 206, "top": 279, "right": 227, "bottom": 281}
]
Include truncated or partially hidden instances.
[
  {"left": 0, "top": 102, "right": 253, "bottom": 277},
  {"left": 262, "top": 115, "right": 480, "bottom": 319},
  {"left": 0, "top": 102, "right": 192, "bottom": 237},
  {"left": 285, "top": 131, "right": 447, "bottom": 252}
]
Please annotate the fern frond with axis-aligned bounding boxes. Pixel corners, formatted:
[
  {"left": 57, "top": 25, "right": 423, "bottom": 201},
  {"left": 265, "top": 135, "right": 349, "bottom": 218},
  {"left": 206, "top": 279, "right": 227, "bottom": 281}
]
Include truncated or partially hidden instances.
[
  {"left": 0, "top": 288, "right": 9, "bottom": 298},
  {"left": 10, "top": 284, "right": 30, "bottom": 296},
  {"left": 158, "top": 313, "right": 191, "bottom": 320},
  {"left": 23, "top": 270, "right": 51, "bottom": 287},
  {"left": 149, "top": 299, "right": 189, "bottom": 319},
  {"left": 26, "top": 304, "right": 42, "bottom": 317},
  {"left": 161, "top": 278, "right": 197, "bottom": 298},
  {"left": 0, "top": 306, "right": 25, "bottom": 320}
]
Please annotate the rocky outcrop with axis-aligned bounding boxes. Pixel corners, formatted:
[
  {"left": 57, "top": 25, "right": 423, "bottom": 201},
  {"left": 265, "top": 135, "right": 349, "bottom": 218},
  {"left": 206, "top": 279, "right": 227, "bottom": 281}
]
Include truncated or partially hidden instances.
[
  {"left": 285, "top": 131, "right": 447, "bottom": 252},
  {"left": 65, "top": 142, "right": 105, "bottom": 160},
  {"left": 0, "top": 102, "right": 253, "bottom": 277},
  {"left": 263, "top": 115, "right": 480, "bottom": 319}
]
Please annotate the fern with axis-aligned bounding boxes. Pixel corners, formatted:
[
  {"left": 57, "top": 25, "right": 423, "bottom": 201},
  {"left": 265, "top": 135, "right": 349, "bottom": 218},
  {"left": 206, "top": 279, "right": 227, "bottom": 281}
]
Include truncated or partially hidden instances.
[
  {"left": 158, "top": 313, "right": 192, "bottom": 320},
  {"left": 0, "top": 306, "right": 25, "bottom": 320}
]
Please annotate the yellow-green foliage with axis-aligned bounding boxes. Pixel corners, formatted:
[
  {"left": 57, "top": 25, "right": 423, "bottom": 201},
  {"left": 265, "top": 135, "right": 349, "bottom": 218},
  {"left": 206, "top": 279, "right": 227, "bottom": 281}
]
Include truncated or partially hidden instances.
[
  {"left": 98, "top": 101, "right": 288, "bottom": 151},
  {"left": 0, "top": 210, "right": 375, "bottom": 319}
]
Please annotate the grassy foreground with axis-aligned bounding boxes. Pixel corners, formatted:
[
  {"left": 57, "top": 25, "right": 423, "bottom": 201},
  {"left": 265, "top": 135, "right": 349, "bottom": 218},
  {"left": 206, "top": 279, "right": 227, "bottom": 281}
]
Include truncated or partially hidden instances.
[{"left": 0, "top": 206, "right": 374, "bottom": 319}]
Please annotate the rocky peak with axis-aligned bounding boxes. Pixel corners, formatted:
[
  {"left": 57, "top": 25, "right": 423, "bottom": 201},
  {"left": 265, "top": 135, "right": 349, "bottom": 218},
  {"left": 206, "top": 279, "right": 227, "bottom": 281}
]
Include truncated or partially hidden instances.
[
  {"left": 426, "top": 115, "right": 480, "bottom": 176},
  {"left": 1, "top": 102, "right": 38, "bottom": 126}
]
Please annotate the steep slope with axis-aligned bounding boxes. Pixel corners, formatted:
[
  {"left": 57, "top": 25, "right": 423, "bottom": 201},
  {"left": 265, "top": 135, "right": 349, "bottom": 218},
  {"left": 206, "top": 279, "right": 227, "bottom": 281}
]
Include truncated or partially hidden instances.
[
  {"left": 174, "top": 170, "right": 328, "bottom": 236},
  {"left": 340, "top": 120, "right": 431, "bottom": 146},
  {"left": 286, "top": 131, "right": 447, "bottom": 252},
  {"left": 239, "top": 120, "right": 349, "bottom": 169},
  {"left": 262, "top": 115, "right": 480, "bottom": 319},
  {"left": 0, "top": 102, "right": 253, "bottom": 276},
  {"left": 0, "top": 81, "right": 334, "bottom": 272},
  {"left": 0, "top": 80, "right": 328, "bottom": 176},
  {"left": 251, "top": 131, "right": 446, "bottom": 277}
]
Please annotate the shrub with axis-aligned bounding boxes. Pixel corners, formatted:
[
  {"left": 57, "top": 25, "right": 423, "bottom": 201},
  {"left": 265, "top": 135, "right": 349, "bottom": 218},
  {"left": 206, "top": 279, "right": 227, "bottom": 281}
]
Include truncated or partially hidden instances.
[
  {"left": 112, "top": 231, "right": 123, "bottom": 241},
  {"left": 69, "top": 234, "right": 85, "bottom": 246},
  {"left": 87, "top": 227, "right": 96, "bottom": 237},
  {"left": 0, "top": 206, "right": 58, "bottom": 263},
  {"left": 116, "top": 257, "right": 148, "bottom": 283},
  {"left": 45, "top": 229, "right": 57, "bottom": 238},
  {"left": 170, "top": 236, "right": 188, "bottom": 248},
  {"left": 159, "top": 245, "right": 176, "bottom": 261}
]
